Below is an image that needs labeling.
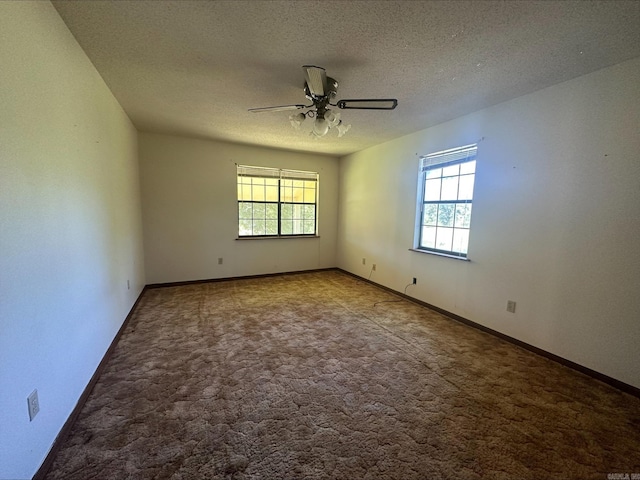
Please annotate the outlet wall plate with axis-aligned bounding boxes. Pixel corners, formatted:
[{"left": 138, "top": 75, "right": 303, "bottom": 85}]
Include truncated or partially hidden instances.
[{"left": 507, "top": 300, "right": 517, "bottom": 313}]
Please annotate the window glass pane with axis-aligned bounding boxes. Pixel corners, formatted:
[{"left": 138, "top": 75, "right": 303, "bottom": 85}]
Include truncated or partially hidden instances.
[
  {"left": 252, "top": 219, "right": 266, "bottom": 236},
  {"left": 265, "top": 185, "right": 278, "bottom": 201},
  {"left": 265, "top": 178, "right": 278, "bottom": 186},
  {"left": 280, "top": 185, "right": 292, "bottom": 203},
  {"left": 239, "top": 184, "right": 252, "bottom": 201},
  {"left": 423, "top": 204, "right": 438, "bottom": 226},
  {"left": 292, "top": 187, "right": 304, "bottom": 203},
  {"left": 265, "top": 203, "right": 278, "bottom": 219},
  {"left": 460, "top": 160, "right": 476, "bottom": 175},
  {"left": 426, "top": 168, "right": 441, "bottom": 179},
  {"left": 437, "top": 204, "right": 455, "bottom": 227},
  {"left": 303, "top": 204, "right": 315, "bottom": 219},
  {"left": 421, "top": 226, "right": 437, "bottom": 249},
  {"left": 452, "top": 228, "right": 469, "bottom": 254},
  {"left": 424, "top": 178, "right": 441, "bottom": 201},
  {"left": 281, "top": 203, "right": 293, "bottom": 219},
  {"left": 442, "top": 164, "right": 459, "bottom": 177},
  {"left": 435, "top": 227, "right": 453, "bottom": 251},
  {"left": 281, "top": 179, "right": 293, "bottom": 188},
  {"left": 292, "top": 219, "right": 304, "bottom": 234},
  {"left": 281, "top": 220, "right": 293, "bottom": 234},
  {"left": 441, "top": 176, "right": 459, "bottom": 201},
  {"left": 252, "top": 184, "right": 265, "bottom": 201},
  {"left": 239, "top": 218, "right": 252, "bottom": 236},
  {"left": 303, "top": 187, "right": 316, "bottom": 203},
  {"left": 458, "top": 174, "right": 475, "bottom": 200},
  {"left": 265, "top": 220, "right": 278, "bottom": 235},
  {"left": 303, "top": 220, "right": 315, "bottom": 234},
  {"left": 292, "top": 204, "right": 304, "bottom": 219},
  {"left": 293, "top": 180, "right": 304, "bottom": 188},
  {"left": 252, "top": 203, "right": 266, "bottom": 219},
  {"left": 455, "top": 204, "right": 472, "bottom": 228},
  {"left": 304, "top": 180, "right": 316, "bottom": 189},
  {"left": 238, "top": 202, "right": 252, "bottom": 219}
]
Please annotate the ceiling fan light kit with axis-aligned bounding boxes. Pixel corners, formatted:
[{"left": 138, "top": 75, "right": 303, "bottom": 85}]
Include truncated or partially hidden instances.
[{"left": 250, "top": 66, "right": 397, "bottom": 138}]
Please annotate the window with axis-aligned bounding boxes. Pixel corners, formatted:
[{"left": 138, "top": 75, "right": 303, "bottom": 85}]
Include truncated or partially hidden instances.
[
  {"left": 415, "top": 144, "right": 477, "bottom": 258},
  {"left": 237, "top": 165, "right": 318, "bottom": 237}
]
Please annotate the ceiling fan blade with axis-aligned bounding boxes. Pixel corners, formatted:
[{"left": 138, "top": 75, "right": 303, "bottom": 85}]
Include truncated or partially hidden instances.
[
  {"left": 248, "top": 104, "right": 307, "bottom": 113},
  {"left": 303, "top": 65, "right": 327, "bottom": 98},
  {"left": 336, "top": 99, "right": 398, "bottom": 110}
]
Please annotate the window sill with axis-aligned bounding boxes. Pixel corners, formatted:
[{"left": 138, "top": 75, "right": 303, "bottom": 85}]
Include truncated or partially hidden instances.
[
  {"left": 409, "top": 248, "right": 470, "bottom": 261},
  {"left": 237, "top": 235, "right": 320, "bottom": 240}
]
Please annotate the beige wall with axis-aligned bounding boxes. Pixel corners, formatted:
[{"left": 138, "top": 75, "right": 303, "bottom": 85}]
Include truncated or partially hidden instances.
[
  {"left": 338, "top": 57, "right": 640, "bottom": 389},
  {"left": 0, "top": 3, "right": 145, "bottom": 478},
  {"left": 139, "top": 133, "right": 339, "bottom": 284}
]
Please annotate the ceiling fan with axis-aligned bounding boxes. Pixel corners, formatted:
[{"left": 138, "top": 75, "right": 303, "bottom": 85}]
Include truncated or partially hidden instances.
[{"left": 248, "top": 65, "right": 398, "bottom": 138}]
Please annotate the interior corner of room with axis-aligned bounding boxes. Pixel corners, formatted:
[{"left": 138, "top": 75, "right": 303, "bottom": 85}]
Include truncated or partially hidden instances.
[{"left": 1, "top": 1, "right": 639, "bottom": 479}]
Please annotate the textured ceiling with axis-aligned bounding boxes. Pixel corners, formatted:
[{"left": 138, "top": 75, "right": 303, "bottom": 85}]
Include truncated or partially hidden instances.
[{"left": 52, "top": 0, "right": 640, "bottom": 156}]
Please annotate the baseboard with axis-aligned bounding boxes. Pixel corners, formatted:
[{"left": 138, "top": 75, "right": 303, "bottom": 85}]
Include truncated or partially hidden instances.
[
  {"left": 33, "top": 287, "right": 148, "bottom": 480},
  {"left": 145, "top": 267, "right": 339, "bottom": 289},
  {"left": 338, "top": 268, "right": 640, "bottom": 399}
]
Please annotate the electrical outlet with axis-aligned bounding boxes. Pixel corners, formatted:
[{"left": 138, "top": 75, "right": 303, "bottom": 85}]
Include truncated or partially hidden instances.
[
  {"left": 127, "top": 279, "right": 130, "bottom": 290},
  {"left": 412, "top": 277, "right": 417, "bottom": 285},
  {"left": 372, "top": 264, "right": 376, "bottom": 271},
  {"left": 28, "top": 389, "right": 39, "bottom": 421},
  {"left": 507, "top": 300, "right": 517, "bottom": 313},
  {"left": 362, "top": 258, "right": 366, "bottom": 265},
  {"left": 218, "top": 257, "right": 223, "bottom": 265}
]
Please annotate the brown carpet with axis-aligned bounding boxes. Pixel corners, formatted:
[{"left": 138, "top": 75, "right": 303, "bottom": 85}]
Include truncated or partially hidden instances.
[{"left": 44, "top": 270, "right": 640, "bottom": 479}]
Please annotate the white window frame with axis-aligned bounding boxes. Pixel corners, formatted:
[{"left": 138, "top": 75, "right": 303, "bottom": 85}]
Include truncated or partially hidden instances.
[{"left": 413, "top": 144, "right": 477, "bottom": 259}]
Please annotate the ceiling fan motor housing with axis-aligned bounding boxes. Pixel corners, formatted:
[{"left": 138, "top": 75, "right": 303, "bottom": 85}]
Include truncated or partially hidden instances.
[
  {"left": 304, "top": 77, "right": 338, "bottom": 101},
  {"left": 305, "top": 77, "right": 338, "bottom": 119}
]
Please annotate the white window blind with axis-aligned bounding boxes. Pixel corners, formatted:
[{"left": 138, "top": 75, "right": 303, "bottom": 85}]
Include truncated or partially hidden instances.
[
  {"left": 237, "top": 165, "right": 280, "bottom": 178},
  {"left": 420, "top": 144, "right": 477, "bottom": 171}
]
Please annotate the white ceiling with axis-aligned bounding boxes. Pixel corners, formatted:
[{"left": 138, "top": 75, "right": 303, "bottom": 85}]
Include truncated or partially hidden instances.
[{"left": 52, "top": 0, "right": 640, "bottom": 156}]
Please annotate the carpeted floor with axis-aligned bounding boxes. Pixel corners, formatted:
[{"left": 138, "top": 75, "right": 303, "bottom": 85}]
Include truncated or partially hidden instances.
[{"left": 44, "top": 270, "right": 640, "bottom": 479}]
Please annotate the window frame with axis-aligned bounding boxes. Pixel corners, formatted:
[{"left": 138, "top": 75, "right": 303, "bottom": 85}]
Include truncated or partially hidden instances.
[
  {"left": 414, "top": 144, "right": 477, "bottom": 259},
  {"left": 236, "top": 165, "right": 319, "bottom": 238}
]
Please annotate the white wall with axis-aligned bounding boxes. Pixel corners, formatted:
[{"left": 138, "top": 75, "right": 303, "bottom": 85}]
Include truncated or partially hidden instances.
[
  {"left": 0, "top": 3, "right": 145, "bottom": 479},
  {"left": 139, "top": 133, "right": 339, "bottom": 284},
  {"left": 338, "top": 57, "right": 640, "bottom": 389}
]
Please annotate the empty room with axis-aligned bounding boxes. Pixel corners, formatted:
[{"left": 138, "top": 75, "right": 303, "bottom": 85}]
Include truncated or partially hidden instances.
[{"left": 2, "top": 1, "right": 640, "bottom": 479}]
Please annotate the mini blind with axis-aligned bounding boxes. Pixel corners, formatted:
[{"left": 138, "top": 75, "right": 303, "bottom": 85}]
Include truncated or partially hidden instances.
[
  {"left": 420, "top": 144, "right": 477, "bottom": 171},
  {"left": 237, "top": 165, "right": 280, "bottom": 178},
  {"left": 237, "top": 165, "right": 318, "bottom": 182},
  {"left": 281, "top": 168, "right": 319, "bottom": 182}
]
